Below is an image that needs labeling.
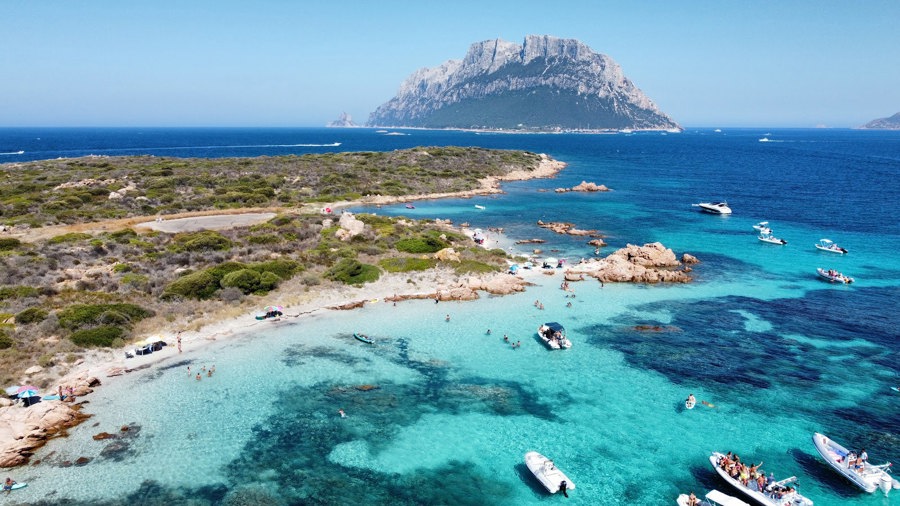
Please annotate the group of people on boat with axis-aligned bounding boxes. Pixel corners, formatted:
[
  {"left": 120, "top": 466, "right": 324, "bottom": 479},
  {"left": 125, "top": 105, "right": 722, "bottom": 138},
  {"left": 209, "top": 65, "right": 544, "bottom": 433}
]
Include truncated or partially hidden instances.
[
  {"left": 843, "top": 448, "right": 868, "bottom": 471},
  {"left": 715, "top": 452, "right": 797, "bottom": 500}
]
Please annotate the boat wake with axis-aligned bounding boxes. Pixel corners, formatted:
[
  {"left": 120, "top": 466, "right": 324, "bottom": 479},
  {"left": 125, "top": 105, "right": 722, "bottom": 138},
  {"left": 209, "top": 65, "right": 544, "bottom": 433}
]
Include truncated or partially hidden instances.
[
  {"left": 0, "top": 150, "right": 24, "bottom": 155},
  {"left": 30, "top": 143, "right": 342, "bottom": 156}
]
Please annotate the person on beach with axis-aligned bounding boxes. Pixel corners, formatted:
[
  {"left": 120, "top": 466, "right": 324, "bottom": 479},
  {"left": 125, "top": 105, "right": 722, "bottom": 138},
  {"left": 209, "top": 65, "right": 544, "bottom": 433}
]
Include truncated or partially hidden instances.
[
  {"left": 687, "top": 492, "right": 699, "bottom": 506},
  {"left": 338, "top": 409, "right": 346, "bottom": 418},
  {"left": 3, "top": 477, "right": 15, "bottom": 494},
  {"left": 486, "top": 329, "right": 491, "bottom": 335},
  {"left": 445, "top": 314, "right": 450, "bottom": 322},
  {"left": 503, "top": 335, "right": 509, "bottom": 342},
  {"left": 195, "top": 373, "right": 201, "bottom": 381},
  {"left": 177, "top": 332, "right": 182, "bottom": 353}
]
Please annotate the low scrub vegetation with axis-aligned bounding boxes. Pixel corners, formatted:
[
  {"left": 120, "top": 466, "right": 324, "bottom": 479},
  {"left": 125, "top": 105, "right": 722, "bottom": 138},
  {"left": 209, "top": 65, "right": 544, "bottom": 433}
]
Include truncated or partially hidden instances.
[{"left": 0, "top": 146, "right": 530, "bottom": 381}]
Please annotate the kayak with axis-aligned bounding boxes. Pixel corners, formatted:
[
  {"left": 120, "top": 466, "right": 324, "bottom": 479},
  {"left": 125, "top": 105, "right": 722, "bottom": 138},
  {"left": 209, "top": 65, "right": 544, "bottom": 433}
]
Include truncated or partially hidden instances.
[
  {"left": 4, "top": 482, "right": 26, "bottom": 491},
  {"left": 353, "top": 333, "right": 374, "bottom": 344}
]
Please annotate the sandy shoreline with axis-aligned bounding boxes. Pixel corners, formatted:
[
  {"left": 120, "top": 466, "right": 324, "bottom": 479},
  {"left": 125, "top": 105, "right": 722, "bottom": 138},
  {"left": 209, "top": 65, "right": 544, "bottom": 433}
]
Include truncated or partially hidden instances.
[{"left": 0, "top": 155, "right": 564, "bottom": 468}]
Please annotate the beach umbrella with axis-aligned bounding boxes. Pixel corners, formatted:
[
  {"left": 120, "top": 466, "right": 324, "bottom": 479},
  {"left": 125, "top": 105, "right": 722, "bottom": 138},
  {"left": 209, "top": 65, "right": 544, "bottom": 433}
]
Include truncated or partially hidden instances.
[
  {"left": 4, "top": 385, "right": 20, "bottom": 396},
  {"left": 16, "top": 385, "right": 39, "bottom": 398},
  {"left": 263, "top": 305, "right": 283, "bottom": 313}
]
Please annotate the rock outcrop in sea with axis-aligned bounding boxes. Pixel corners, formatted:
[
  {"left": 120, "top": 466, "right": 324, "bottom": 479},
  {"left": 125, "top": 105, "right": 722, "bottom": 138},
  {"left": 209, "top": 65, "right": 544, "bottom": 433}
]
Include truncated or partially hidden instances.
[
  {"left": 368, "top": 35, "right": 680, "bottom": 131},
  {"left": 326, "top": 112, "right": 358, "bottom": 127},
  {"left": 859, "top": 112, "right": 900, "bottom": 130},
  {"left": 564, "top": 242, "right": 694, "bottom": 283},
  {"left": 0, "top": 375, "right": 99, "bottom": 468}
]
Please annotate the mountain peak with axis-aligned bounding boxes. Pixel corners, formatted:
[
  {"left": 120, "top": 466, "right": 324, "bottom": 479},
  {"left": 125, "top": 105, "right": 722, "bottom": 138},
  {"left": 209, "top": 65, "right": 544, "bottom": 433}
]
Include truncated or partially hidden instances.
[{"left": 368, "top": 35, "right": 679, "bottom": 131}]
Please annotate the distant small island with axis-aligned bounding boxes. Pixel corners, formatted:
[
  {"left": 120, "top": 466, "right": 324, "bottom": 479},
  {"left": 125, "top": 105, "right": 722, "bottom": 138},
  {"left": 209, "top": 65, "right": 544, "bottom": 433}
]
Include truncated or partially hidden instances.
[
  {"left": 859, "top": 112, "right": 900, "bottom": 130},
  {"left": 326, "top": 112, "right": 359, "bottom": 127}
]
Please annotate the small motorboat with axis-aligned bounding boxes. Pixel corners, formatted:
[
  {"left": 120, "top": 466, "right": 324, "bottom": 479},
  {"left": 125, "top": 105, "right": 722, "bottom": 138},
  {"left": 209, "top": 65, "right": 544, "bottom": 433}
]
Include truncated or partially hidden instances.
[
  {"left": 525, "top": 451, "right": 575, "bottom": 495},
  {"left": 677, "top": 490, "right": 749, "bottom": 506},
  {"left": 693, "top": 202, "right": 732, "bottom": 215},
  {"left": 710, "top": 452, "right": 813, "bottom": 506},
  {"left": 353, "top": 333, "right": 374, "bottom": 344},
  {"left": 817, "top": 268, "right": 854, "bottom": 284},
  {"left": 405, "top": 204, "right": 415, "bottom": 209},
  {"left": 537, "top": 322, "right": 571, "bottom": 349},
  {"left": 815, "top": 239, "right": 847, "bottom": 254},
  {"left": 474, "top": 204, "right": 486, "bottom": 210},
  {"left": 758, "top": 233, "right": 787, "bottom": 245},
  {"left": 812, "top": 432, "right": 900, "bottom": 495},
  {"left": 752, "top": 221, "right": 771, "bottom": 233}
]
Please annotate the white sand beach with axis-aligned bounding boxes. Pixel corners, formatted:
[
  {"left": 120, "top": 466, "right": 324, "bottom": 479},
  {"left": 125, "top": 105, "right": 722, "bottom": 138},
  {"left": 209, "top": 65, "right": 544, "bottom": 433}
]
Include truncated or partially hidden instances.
[{"left": 0, "top": 155, "right": 564, "bottom": 468}]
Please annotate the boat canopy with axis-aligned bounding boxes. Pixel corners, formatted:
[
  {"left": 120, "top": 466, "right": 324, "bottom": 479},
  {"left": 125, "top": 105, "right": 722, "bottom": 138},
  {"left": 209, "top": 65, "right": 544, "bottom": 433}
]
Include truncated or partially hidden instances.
[
  {"left": 706, "top": 490, "right": 750, "bottom": 506},
  {"left": 819, "top": 238, "right": 834, "bottom": 245},
  {"left": 543, "top": 322, "right": 565, "bottom": 333}
]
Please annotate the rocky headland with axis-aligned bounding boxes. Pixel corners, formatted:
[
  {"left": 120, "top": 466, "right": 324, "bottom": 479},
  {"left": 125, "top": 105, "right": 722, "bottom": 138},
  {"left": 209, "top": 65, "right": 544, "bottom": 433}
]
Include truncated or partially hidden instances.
[{"left": 859, "top": 112, "right": 900, "bottom": 130}]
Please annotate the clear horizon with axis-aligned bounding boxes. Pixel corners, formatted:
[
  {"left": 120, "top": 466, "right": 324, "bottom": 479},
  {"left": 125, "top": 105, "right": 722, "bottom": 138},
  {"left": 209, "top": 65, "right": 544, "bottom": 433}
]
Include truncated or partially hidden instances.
[{"left": 1, "top": 0, "right": 898, "bottom": 129}]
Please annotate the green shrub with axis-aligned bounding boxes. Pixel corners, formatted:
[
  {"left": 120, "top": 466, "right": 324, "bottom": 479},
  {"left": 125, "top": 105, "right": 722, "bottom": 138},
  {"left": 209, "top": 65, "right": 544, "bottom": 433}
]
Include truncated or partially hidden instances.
[
  {"left": 0, "top": 286, "right": 40, "bottom": 301},
  {"left": 0, "top": 238, "right": 21, "bottom": 251},
  {"left": 257, "top": 271, "right": 281, "bottom": 292},
  {"left": 57, "top": 303, "right": 155, "bottom": 330},
  {"left": 37, "top": 354, "right": 55, "bottom": 368},
  {"left": 250, "top": 259, "right": 301, "bottom": 279},
  {"left": 15, "top": 307, "right": 48, "bottom": 325},
  {"left": 107, "top": 229, "right": 138, "bottom": 243},
  {"left": 325, "top": 259, "right": 380, "bottom": 285},
  {"left": 395, "top": 236, "right": 447, "bottom": 254},
  {"left": 162, "top": 270, "right": 220, "bottom": 300},
  {"left": 247, "top": 234, "right": 281, "bottom": 245},
  {"left": 173, "top": 230, "right": 232, "bottom": 252},
  {"left": 378, "top": 257, "right": 437, "bottom": 273},
  {"left": 452, "top": 260, "right": 501, "bottom": 275},
  {"left": 0, "top": 331, "right": 13, "bottom": 349},
  {"left": 206, "top": 262, "right": 247, "bottom": 280},
  {"left": 70, "top": 326, "right": 125, "bottom": 347},
  {"left": 113, "top": 263, "right": 133, "bottom": 273},
  {"left": 121, "top": 273, "right": 149, "bottom": 289},
  {"left": 48, "top": 232, "right": 93, "bottom": 244},
  {"left": 220, "top": 269, "right": 261, "bottom": 293}
]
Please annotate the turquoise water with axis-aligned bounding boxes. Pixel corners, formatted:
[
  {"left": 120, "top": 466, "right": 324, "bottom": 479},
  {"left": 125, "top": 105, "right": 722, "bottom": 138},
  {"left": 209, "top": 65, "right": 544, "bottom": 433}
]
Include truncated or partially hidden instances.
[{"left": 2, "top": 128, "right": 899, "bottom": 505}]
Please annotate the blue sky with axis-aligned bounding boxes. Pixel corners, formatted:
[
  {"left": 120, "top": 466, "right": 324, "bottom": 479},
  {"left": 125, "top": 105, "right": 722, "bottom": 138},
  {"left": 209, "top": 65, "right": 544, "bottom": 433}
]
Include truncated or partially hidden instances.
[{"left": 1, "top": 0, "right": 898, "bottom": 128}]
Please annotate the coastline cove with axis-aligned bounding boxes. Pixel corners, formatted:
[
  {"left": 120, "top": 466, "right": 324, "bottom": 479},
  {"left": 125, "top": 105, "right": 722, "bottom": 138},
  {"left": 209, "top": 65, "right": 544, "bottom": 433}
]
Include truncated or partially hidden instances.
[{"left": 0, "top": 127, "right": 898, "bottom": 505}]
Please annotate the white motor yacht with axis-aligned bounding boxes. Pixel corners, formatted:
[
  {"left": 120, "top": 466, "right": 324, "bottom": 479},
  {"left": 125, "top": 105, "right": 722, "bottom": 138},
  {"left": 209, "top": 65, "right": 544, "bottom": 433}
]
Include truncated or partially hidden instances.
[{"left": 693, "top": 202, "right": 732, "bottom": 214}]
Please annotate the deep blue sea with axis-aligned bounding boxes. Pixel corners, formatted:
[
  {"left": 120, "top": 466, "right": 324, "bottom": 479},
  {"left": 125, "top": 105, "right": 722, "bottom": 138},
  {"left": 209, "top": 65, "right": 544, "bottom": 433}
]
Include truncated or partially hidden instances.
[{"left": 1, "top": 127, "right": 898, "bottom": 505}]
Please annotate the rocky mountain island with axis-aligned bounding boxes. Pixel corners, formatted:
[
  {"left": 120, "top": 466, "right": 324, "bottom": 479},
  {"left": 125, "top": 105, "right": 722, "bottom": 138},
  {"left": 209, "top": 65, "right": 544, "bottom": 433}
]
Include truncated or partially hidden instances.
[
  {"left": 860, "top": 112, "right": 900, "bottom": 129},
  {"left": 368, "top": 35, "right": 679, "bottom": 132},
  {"left": 326, "top": 112, "right": 358, "bottom": 127}
]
